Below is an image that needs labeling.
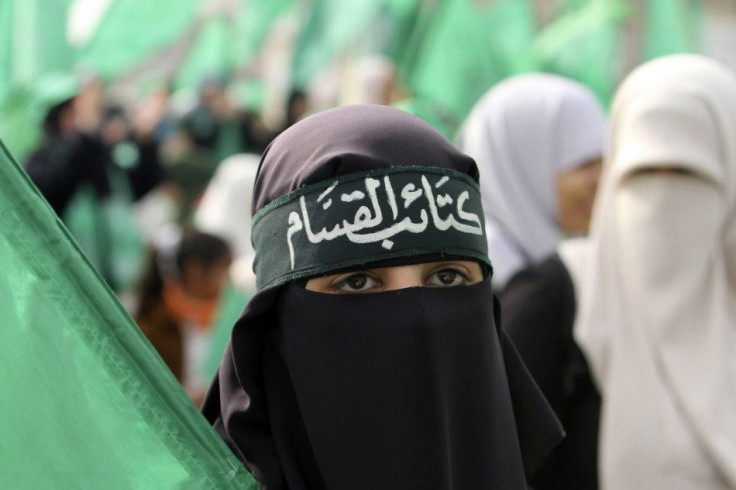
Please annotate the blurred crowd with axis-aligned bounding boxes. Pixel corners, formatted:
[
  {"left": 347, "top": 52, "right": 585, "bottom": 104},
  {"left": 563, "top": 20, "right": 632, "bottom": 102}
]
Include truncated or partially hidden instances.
[{"left": 18, "top": 46, "right": 736, "bottom": 488}]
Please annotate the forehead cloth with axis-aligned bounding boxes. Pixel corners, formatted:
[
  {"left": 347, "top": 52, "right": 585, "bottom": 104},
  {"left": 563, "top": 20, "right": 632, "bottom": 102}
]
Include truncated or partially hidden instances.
[{"left": 251, "top": 165, "right": 490, "bottom": 289}]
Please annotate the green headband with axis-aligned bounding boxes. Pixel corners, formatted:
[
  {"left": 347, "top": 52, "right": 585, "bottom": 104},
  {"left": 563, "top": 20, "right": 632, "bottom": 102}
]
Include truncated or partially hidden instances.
[{"left": 251, "top": 166, "right": 490, "bottom": 289}]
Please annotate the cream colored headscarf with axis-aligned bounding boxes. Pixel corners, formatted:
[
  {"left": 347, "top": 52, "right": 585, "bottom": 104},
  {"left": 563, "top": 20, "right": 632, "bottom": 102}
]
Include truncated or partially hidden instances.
[
  {"left": 458, "top": 74, "right": 607, "bottom": 291},
  {"left": 576, "top": 54, "right": 736, "bottom": 489}
]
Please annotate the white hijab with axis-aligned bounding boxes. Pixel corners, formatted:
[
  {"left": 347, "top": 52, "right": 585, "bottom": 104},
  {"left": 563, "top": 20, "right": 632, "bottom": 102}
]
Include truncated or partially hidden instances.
[
  {"left": 194, "top": 153, "right": 259, "bottom": 293},
  {"left": 458, "top": 74, "right": 607, "bottom": 290},
  {"left": 576, "top": 55, "right": 736, "bottom": 489}
]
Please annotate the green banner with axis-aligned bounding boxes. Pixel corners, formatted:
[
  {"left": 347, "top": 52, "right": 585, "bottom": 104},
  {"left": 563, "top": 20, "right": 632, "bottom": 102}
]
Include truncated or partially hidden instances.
[
  {"left": 0, "top": 138, "right": 257, "bottom": 489},
  {"left": 251, "top": 166, "right": 489, "bottom": 289}
]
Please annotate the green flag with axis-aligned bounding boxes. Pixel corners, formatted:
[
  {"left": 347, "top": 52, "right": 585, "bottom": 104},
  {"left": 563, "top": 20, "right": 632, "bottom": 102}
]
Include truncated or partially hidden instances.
[
  {"left": 533, "top": 0, "right": 629, "bottom": 106},
  {"left": 0, "top": 0, "right": 75, "bottom": 161},
  {"left": 291, "top": 0, "right": 392, "bottom": 89},
  {"left": 399, "top": 0, "right": 538, "bottom": 137},
  {"left": 644, "top": 0, "right": 701, "bottom": 59},
  {"left": 74, "top": 0, "right": 200, "bottom": 80},
  {"left": 0, "top": 138, "right": 257, "bottom": 488}
]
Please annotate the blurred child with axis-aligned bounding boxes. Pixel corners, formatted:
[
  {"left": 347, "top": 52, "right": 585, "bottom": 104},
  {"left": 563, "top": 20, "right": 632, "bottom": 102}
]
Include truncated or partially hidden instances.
[{"left": 134, "top": 228, "right": 231, "bottom": 405}]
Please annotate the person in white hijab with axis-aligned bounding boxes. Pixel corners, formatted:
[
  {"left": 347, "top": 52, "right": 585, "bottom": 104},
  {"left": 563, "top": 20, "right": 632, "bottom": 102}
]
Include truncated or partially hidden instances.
[
  {"left": 194, "top": 153, "right": 259, "bottom": 294},
  {"left": 575, "top": 54, "right": 736, "bottom": 489},
  {"left": 463, "top": 74, "right": 607, "bottom": 488},
  {"left": 458, "top": 74, "right": 607, "bottom": 291}
]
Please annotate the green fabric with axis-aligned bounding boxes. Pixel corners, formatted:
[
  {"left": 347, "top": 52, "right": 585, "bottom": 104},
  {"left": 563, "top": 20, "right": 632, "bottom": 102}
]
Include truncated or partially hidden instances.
[
  {"left": 62, "top": 167, "right": 145, "bottom": 295},
  {"left": 175, "top": 17, "right": 234, "bottom": 89},
  {"left": 204, "top": 283, "right": 250, "bottom": 381},
  {"left": 0, "top": 88, "right": 37, "bottom": 163},
  {"left": 290, "top": 0, "right": 420, "bottom": 90},
  {"left": 73, "top": 0, "right": 295, "bottom": 88},
  {"left": 0, "top": 138, "right": 258, "bottom": 488},
  {"left": 379, "top": 0, "right": 422, "bottom": 64},
  {"left": 533, "top": 0, "right": 629, "bottom": 106},
  {"left": 0, "top": 0, "right": 75, "bottom": 160},
  {"left": 399, "top": 0, "right": 537, "bottom": 137},
  {"left": 251, "top": 167, "right": 489, "bottom": 289},
  {"left": 0, "top": 0, "right": 10, "bottom": 103},
  {"left": 75, "top": 0, "right": 200, "bottom": 80},
  {"left": 3, "top": 0, "right": 74, "bottom": 85},
  {"left": 1, "top": 0, "right": 706, "bottom": 160},
  {"left": 232, "top": 0, "right": 295, "bottom": 74},
  {"left": 644, "top": 0, "right": 701, "bottom": 59}
]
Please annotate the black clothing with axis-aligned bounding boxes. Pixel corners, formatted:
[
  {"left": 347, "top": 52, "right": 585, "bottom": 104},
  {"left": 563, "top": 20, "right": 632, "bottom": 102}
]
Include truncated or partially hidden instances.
[
  {"left": 500, "top": 254, "right": 600, "bottom": 490},
  {"left": 25, "top": 134, "right": 108, "bottom": 217},
  {"left": 202, "top": 105, "right": 563, "bottom": 489},
  {"left": 251, "top": 106, "right": 480, "bottom": 212},
  {"left": 273, "top": 280, "right": 533, "bottom": 489},
  {"left": 25, "top": 133, "right": 162, "bottom": 217},
  {"left": 124, "top": 138, "right": 163, "bottom": 200}
]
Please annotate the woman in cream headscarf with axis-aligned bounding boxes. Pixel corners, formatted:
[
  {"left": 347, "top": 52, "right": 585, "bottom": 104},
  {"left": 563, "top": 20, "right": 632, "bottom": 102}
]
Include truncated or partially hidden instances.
[
  {"left": 576, "top": 54, "right": 736, "bottom": 489},
  {"left": 458, "top": 74, "right": 607, "bottom": 292}
]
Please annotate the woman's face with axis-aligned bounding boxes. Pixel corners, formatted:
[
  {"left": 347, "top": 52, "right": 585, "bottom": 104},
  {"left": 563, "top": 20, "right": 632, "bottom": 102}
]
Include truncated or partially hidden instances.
[
  {"left": 556, "top": 157, "right": 602, "bottom": 234},
  {"left": 305, "top": 260, "right": 484, "bottom": 294}
]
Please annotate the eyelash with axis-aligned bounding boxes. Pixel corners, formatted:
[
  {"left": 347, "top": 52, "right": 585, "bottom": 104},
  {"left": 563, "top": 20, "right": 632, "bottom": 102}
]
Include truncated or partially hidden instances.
[
  {"left": 427, "top": 267, "right": 470, "bottom": 287},
  {"left": 330, "top": 267, "right": 471, "bottom": 293},
  {"left": 332, "top": 273, "right": 378, "bottom": 293}
]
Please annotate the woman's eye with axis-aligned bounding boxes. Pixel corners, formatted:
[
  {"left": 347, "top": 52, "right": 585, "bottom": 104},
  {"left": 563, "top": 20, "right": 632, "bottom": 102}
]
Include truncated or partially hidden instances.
[
  {"left": 426, "top": 268, "right": 469, "bottom": 288},
  {"left": 333, "top": 273, "right": 379, "bottom": 293}
]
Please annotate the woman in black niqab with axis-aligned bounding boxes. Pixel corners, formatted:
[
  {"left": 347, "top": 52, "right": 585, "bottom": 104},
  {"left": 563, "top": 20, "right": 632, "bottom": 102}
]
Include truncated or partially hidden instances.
[{"left": 202, "top": 105, "right": 563, "bottom": 489}]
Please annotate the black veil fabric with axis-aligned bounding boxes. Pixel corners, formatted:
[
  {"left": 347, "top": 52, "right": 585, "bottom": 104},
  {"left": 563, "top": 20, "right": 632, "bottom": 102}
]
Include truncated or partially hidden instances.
[{"left": 202, "top": 105, "right": 563, "bottom": 489}]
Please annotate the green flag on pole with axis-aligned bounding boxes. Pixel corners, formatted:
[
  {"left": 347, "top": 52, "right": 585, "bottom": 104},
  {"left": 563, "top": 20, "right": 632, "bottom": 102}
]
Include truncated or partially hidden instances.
[{"left": 0, "top": 138, "right": 257, "bottom": 489}]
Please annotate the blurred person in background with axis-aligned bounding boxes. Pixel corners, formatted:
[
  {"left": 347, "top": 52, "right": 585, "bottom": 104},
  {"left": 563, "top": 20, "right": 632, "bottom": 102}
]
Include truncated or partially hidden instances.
[
  {"left": 134, "top": 227, "right": 232, "bottom": 406},
  {"left": 159, "top": 76, "right": 283, "bottom": 224},
  {"left": 202, "top": 105, "right": 563, "bottom": 489},
  {"left": 194, "top": 153, "right": 259, "bottom": 295},
  {"left": 269, "top": 88, "right": 310, "bottom": 137},
  {"left": 338, "top": 54, "right": 402, "bottom": 106},
  {"left": 285, "top": 89, "right": 309, "bottom": 127},
  {"left": 458, "top": 74, "right": 608, "bottom": 490},
  {"left": 184, "top": 75, "right": 279, "bottom": 160},
  {"left": 575, "top": 54, "right": 736, "bottom": 490},
  {"left": 458, "top": 73, "right": 607, "bottom": 293},
  {"left": 98, "top": 104, "right": 163, "bottom": 202},
  {"left": 24, "top": 74, "right": 164, "bottom": 292},
  {"left": 24, "top": 74, "right": 107, "bottom": 217},
  {"left": 159, "top": 113, "right": 221, "bottom": 224},
  {"left": 159, "top": 77, "right": 230, "bottom": 223}
]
